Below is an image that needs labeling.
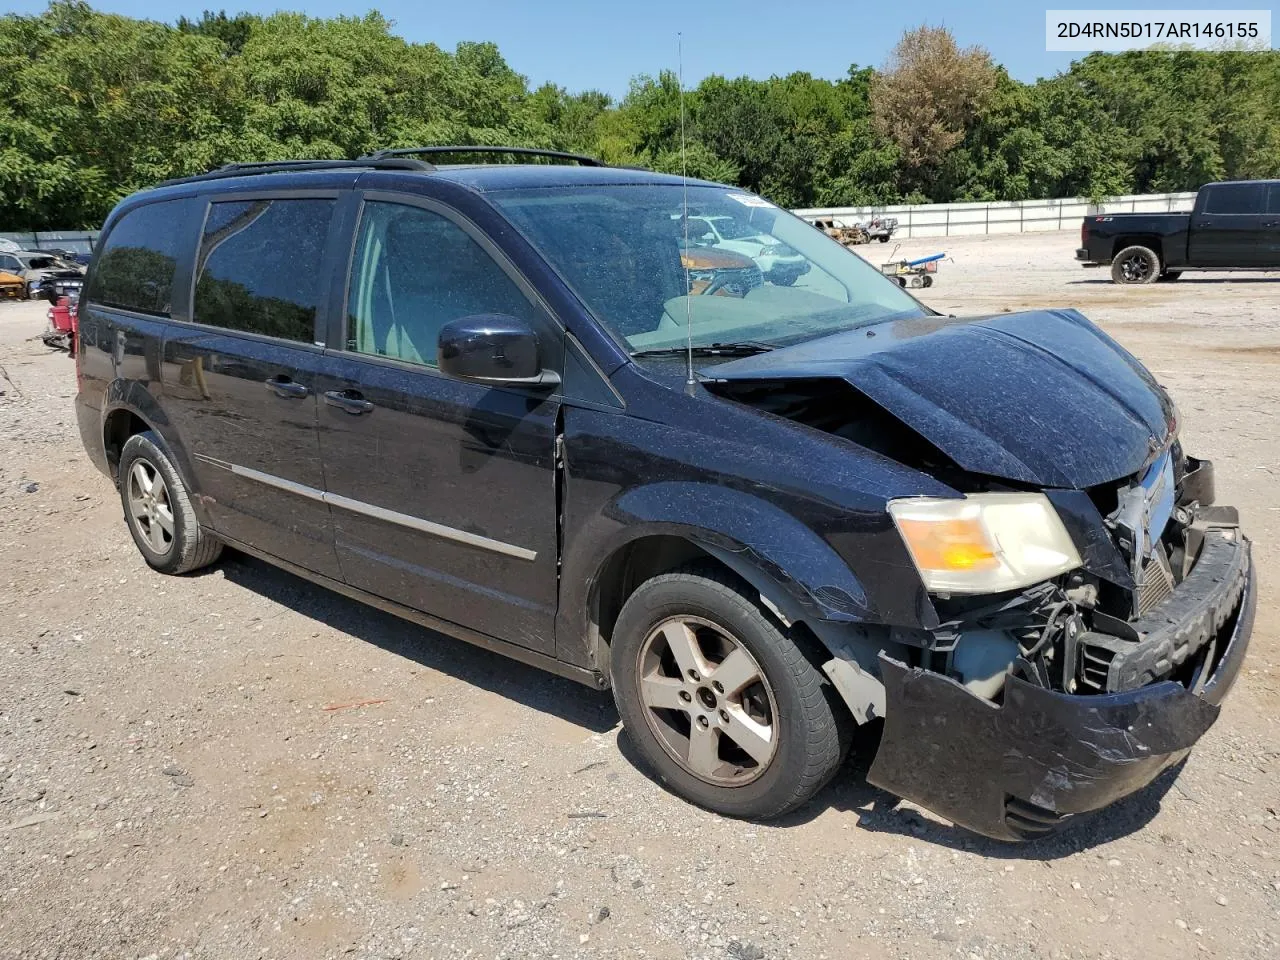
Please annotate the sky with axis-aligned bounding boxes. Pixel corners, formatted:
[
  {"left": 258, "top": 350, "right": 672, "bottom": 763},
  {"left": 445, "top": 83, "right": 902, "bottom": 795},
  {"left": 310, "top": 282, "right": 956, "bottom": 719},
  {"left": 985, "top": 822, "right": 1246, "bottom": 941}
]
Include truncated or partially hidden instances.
[{"left": 4, "top": 1, "right": 1254, "bottom": 97}]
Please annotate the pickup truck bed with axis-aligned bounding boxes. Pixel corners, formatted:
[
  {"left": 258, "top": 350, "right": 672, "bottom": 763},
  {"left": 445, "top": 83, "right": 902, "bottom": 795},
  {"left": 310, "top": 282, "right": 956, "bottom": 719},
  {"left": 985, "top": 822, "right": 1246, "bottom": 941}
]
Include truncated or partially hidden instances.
[{"left": 1077, "top": 180, "right": 1280, "bottom": 284}]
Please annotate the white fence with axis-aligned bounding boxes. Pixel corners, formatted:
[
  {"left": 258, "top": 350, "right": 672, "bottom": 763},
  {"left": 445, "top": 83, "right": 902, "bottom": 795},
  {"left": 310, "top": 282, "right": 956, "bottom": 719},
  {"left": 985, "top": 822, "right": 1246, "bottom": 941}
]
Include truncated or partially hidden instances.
[
  {"left": 793, "top": 192, "right": 1197, "bottom": 239},
  {"left": 3, "top": 192, "right": 1199, "bottom": 250}
]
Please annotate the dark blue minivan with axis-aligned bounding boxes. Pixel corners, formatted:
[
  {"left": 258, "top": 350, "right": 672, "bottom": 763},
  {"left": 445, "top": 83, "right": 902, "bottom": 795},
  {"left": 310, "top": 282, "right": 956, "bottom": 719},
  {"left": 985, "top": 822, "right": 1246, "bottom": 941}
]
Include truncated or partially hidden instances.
[{"left": 74, "top": 148, "right": 1254, "bottom": 840}]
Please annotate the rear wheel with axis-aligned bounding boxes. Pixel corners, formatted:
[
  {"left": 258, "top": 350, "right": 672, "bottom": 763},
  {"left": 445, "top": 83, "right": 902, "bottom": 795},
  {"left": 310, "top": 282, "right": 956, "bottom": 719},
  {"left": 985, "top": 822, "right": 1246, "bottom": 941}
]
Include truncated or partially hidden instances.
[
  {"left": 1111, "top": 245, "right": 1160, "bottom": 284},
  {"left": 611, "top": 564, "right": 852, "bottom": 819},
  {"left": 119, "top": 431, "right": 222, "bottom": 575}
]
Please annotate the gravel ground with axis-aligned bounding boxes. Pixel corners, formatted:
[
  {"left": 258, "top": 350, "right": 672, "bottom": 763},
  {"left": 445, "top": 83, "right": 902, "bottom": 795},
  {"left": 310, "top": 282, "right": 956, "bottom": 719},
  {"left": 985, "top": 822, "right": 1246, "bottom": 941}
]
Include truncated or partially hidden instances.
[{"left": 1, "top": 230, "right": 1277, "bottom": 960}]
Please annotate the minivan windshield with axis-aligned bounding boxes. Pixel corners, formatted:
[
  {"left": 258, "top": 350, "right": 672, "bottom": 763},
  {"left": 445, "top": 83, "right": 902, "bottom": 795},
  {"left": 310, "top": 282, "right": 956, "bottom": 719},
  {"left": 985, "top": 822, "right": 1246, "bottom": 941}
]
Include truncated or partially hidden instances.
[{"left": 488, "top": 184, "right": 926, "bottom": 355}]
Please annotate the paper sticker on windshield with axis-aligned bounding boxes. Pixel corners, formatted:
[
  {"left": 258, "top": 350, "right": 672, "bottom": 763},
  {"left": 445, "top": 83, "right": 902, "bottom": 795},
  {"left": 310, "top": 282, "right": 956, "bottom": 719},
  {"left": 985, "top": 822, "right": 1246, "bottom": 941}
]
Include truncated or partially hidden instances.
[{"left": 726, "top": 193, "right": 776, "bottom": 208}]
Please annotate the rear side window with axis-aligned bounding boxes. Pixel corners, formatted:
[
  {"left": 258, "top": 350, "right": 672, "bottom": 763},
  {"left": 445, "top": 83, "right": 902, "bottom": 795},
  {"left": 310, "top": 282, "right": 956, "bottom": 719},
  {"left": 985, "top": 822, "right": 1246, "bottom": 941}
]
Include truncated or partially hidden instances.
[
  {"left": 193, "top": 198, "right": 334, "bottom": 343},
  {"left": 1204, "top": 183, "right": 1264, "bottom": 215},
  {"left": 87, "top": 200, "right": 189, "bottom": 315}
]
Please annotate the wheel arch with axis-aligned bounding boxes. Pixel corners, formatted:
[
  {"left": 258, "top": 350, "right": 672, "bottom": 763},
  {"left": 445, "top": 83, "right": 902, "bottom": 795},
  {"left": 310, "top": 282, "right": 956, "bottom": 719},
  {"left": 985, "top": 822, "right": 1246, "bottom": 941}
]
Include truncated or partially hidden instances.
[
  {"left": 1110, "top": 235, "right": 1163, "bottom": 263},
  {"left": 99, "top": 379, "right": 194, "bottom": 484}
]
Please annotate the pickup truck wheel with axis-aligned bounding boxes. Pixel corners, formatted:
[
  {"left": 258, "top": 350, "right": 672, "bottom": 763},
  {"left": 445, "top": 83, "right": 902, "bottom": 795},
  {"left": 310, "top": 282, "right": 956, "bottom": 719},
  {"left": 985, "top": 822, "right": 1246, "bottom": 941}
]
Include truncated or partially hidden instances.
[
  {"left": 1111, "top": 245, "right": 1160, "bottom": 284},
  {"left": 1159, "top": 270, "right": 1182, "bottom": 282},
  {"left": 611, "top": 564, "right": 852, "bottom": 819},
  {"left": 119, "top": 431, "right": 223, "bottom": 575}
]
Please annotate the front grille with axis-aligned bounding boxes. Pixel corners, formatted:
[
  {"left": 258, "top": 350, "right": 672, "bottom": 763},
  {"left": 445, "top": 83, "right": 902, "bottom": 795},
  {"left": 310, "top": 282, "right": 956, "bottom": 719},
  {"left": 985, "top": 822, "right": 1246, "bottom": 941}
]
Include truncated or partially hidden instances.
[
  {"left": 1004, "top": 796, "right": 1071, "bottom": 838},
  {"left": 1078, "top": 643, "right": 1116, "bottom": 692}
]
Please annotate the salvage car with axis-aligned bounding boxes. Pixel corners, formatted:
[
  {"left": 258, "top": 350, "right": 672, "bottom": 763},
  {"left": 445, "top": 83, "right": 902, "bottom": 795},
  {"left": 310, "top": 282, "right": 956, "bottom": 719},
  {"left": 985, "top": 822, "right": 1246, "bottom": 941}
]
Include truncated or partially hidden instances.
[
  {"left": 74, "top": 148, "right": 1254, "bottom": 840},
  {"left": 0, "top": 249, "right": 84, "bottom": 300},
  {"left": 1078, "top": 179, "right": 1280, "bottom": 283}
]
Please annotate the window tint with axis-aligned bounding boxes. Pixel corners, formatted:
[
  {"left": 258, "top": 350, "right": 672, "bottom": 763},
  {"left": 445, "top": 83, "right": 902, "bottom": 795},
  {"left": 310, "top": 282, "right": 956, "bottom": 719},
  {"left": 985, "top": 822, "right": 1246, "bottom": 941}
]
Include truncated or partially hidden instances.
[
  {"left": 86, "top": 200, "right": 189, "bottom": 315},
  {"left": 346, "top": 202, "right": 537, "bottom": 367},
  {"left": 1204, "top": 183, "right": 1264, "bottom": 215},
  {"left": 193, "top": 198, "right": 334, "bottom": 342},
  {"left": 1266, "top": 184, "right": 1280, "bottom": 215}
]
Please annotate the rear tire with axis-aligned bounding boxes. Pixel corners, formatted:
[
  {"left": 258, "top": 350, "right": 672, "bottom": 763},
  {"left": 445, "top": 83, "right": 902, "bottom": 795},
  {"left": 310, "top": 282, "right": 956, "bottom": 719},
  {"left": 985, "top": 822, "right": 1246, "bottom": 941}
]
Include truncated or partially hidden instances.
[
  {"left": 610, "top": 564, "right": 852, "bottom": 819},
  {"left": 1111, "top": 245, "right": 1160, "bottom": 284},
  {"left": 118, "top": 431, "right": 223, "bottom": 575}
]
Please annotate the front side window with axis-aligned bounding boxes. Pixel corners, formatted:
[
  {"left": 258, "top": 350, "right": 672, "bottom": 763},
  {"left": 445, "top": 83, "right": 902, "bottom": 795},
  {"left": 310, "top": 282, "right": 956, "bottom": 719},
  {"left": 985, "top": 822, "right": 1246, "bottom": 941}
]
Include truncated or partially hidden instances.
[
  {"left": 345, "top": 201, "right": 539, "bottom": 367},
  {"left": 193, "top": 198, "right": 334, "bottom": 342},
  {"left": 488, "top": 184, "right": 925, "bottom": 355},
  {"left": 86, "top": 199, "right": 190, "bottom": 315},
  {"left": 1204, "top": 183, "right": 1264, "bottom": 215}
]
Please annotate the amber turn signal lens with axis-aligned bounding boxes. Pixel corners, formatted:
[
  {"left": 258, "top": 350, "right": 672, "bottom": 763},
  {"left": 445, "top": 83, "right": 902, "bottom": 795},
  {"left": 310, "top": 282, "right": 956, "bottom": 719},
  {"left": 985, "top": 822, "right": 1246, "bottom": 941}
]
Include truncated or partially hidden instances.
[{"left": 895, "top": 517, "right": 998, "bottom": 572}]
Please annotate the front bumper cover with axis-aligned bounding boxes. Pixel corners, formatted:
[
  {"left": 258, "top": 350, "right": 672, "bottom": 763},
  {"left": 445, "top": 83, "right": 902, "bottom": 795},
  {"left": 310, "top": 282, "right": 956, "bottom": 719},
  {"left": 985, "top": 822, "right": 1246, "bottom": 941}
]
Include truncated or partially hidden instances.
[{"left": 866, "top": 535, "right": 1255, "bottom": 841}]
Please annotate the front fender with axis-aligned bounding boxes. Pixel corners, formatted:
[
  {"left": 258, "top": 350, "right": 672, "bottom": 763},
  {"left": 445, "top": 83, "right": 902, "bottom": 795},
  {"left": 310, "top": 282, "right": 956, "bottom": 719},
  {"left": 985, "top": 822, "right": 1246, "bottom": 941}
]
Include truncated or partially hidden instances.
[{"left": 611, "top": 481, "right": 874, "bottom": 625}]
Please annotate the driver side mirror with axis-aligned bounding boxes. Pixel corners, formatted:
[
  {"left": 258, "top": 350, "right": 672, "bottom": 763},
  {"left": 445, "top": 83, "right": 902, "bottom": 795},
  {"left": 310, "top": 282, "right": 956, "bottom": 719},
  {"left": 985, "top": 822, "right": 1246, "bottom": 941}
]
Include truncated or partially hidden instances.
[{"left": 437, "top": 314, "right": 560, "bottom": 387}]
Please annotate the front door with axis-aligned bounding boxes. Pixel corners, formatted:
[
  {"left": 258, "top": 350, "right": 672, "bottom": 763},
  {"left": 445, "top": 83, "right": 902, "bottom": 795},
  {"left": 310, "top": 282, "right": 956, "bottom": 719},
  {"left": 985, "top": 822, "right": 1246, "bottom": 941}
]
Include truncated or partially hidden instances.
[
  {"left": 161, "top": 195, "right": 343, "bottom": 579},
  {"left": 315, "top": 196, "right": 562, "bottom": 652}
]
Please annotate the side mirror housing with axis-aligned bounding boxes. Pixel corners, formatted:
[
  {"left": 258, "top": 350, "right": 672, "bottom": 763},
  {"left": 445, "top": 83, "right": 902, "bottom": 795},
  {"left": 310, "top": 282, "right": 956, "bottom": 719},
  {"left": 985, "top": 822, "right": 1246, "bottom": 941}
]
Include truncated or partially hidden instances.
[{"left": 437, "top": 314, "right": 559, "bottom": 387}]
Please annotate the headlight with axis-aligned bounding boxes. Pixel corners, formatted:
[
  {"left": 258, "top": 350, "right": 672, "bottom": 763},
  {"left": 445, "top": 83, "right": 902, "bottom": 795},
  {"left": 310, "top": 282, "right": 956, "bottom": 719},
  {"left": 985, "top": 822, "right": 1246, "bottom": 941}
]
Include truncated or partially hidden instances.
[{"left": 888, "top": 493, "right": 1082, "bottom": 594}]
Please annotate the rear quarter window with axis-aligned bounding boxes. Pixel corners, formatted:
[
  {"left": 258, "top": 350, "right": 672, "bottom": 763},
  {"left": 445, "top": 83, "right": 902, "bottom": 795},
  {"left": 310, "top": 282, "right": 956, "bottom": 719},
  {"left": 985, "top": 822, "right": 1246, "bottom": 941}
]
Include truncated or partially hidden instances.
[{"left": 86, "top": 199, "right": 193, "bottom": 315}]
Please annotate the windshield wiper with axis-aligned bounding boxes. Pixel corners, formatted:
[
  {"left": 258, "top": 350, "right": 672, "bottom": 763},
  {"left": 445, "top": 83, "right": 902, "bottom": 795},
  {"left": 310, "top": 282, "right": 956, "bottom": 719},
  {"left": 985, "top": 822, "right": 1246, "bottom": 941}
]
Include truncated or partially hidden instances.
[{"left": 631, "top": 341, "right": 775, "bottom": 358}]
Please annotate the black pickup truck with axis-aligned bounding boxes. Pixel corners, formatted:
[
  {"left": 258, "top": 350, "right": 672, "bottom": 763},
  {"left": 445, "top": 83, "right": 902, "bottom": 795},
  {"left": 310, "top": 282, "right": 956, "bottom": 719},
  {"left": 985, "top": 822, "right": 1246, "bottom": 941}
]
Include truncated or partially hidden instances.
[{"left": 1077, "top": 179, "right": 1280, "bottom": 284}]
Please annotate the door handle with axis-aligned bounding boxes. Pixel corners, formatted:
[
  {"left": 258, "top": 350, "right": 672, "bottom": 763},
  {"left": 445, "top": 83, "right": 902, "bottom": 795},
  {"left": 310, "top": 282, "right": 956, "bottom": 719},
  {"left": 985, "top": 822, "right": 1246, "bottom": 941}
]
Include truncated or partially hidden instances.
[
  {"left": 265, "top": 376, "right": 308, "bottom": 399},
  {"left": 323, "top": 389, "right": 374, "bottom": 415}
]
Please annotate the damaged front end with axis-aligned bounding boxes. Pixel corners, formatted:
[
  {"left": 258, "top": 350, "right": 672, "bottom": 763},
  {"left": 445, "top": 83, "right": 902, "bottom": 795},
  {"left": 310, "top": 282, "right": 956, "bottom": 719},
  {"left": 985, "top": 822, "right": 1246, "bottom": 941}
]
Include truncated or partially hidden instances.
[{"left": 861, "top": 451, "right": 1255, "bottom": 841}]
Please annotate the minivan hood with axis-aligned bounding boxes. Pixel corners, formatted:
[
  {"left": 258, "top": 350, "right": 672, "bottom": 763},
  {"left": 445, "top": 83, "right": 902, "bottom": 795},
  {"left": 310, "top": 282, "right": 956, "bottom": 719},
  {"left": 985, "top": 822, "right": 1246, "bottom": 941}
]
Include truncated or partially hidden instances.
[{"left": 702, "top": 309, "right": 1175, "bottom": 489}]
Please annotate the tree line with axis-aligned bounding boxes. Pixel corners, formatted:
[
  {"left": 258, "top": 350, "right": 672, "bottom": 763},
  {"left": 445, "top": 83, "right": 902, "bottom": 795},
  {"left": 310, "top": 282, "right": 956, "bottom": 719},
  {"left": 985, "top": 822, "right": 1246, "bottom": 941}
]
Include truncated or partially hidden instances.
[{"left": 3, "top": 1, "right": 1279, "bottom": 231}]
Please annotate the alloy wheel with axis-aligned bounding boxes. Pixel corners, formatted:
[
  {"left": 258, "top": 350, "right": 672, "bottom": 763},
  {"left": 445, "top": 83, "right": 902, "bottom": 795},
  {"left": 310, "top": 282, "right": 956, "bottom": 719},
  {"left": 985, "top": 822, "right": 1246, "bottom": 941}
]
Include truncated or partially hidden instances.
[
  {"left": 636, "top": 616, "right": 779, "bottom": 786},
  {"left": 1120, "top": 252, "right": 1154, "bottom": 282},
  {"left": 126, "top": 458, "right": 175, "bottom": 556}
]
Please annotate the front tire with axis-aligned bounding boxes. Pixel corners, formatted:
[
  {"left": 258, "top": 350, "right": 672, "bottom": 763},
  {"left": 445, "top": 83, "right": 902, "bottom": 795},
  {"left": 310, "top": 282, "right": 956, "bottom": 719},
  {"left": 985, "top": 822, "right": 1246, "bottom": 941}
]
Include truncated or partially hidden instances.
[
  {"left": 118, "top": 431, "right": 223, "bottom": 575},
  {"left": 1111, "top": 245, "right": 1160, "bottom": 284},
  {"left": 611, "top": 564, "right": 852, "bottom": 819}
]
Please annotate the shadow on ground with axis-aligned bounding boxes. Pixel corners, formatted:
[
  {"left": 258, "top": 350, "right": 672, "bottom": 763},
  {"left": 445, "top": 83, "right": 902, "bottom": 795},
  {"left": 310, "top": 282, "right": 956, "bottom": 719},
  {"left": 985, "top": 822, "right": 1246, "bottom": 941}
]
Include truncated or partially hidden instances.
[
  {"left": 218, "top": 552, "right": 619, "bottom": 735},
  {"left": 1069, "top": 276, "right": 1280, "bottom": 286},
  {"left": 217, "top": 551, "right": 1179, "bottom": 857}
]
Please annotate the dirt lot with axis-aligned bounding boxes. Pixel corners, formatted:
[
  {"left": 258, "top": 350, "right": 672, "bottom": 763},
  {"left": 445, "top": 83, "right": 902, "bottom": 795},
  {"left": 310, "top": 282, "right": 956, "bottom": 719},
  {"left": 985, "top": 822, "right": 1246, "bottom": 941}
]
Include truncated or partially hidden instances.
[{"left": 1, "top": 229, "right": 1277, "bottom": 960}]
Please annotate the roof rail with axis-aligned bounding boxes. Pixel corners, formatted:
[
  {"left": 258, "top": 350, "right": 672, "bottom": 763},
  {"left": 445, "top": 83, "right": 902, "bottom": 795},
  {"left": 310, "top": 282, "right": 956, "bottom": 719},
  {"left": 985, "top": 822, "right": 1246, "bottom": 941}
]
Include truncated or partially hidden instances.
[
  {"left": 156, "top": 156, "right": 434, "bottom": 188},
  {"left": 360, "top": 146, "right": 606, "bottom": 167}
]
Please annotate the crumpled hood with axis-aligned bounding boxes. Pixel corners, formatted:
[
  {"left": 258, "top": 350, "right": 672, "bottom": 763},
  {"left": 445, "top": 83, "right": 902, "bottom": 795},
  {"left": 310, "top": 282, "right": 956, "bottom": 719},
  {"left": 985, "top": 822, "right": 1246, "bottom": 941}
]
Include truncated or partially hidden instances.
[{"left": 702, "top": 309, "right": 1175, "bottom": 488}]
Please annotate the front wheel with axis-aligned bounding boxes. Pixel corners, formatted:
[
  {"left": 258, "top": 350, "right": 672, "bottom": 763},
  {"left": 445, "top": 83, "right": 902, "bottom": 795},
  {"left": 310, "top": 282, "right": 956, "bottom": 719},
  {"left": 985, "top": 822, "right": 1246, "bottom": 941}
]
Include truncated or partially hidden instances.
[
  {"left": 1111, "top": 245, "right": 1160, "bottom": 284},
  {"left": 770, "top": 273, "right": 797, "bottom": 287},
  {"left": 610, "top": 565, "right": 852, "bottom": 819}
]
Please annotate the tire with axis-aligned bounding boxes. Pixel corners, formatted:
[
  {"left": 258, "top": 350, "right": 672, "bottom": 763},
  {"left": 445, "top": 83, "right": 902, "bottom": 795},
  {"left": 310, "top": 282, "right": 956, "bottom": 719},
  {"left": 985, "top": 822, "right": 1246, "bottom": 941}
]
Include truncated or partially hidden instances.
[
  {"left": 610, "top": 563, "right": 852, "bottom": 819},
  {"left": 878, "top": 236, "right": 890, "bottom": 243},
  {"left": 1159, "top": 270, "right": 1182, "bottom": 282},
  {"left": 1110, "top": 245, "right": 1160, "bottom": 284},
  {"left": 118, "top": 431, "right": 223, "bottom": 575},
  {"left": 771, "top": 274, "right": 797, "bottom": 287}
]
